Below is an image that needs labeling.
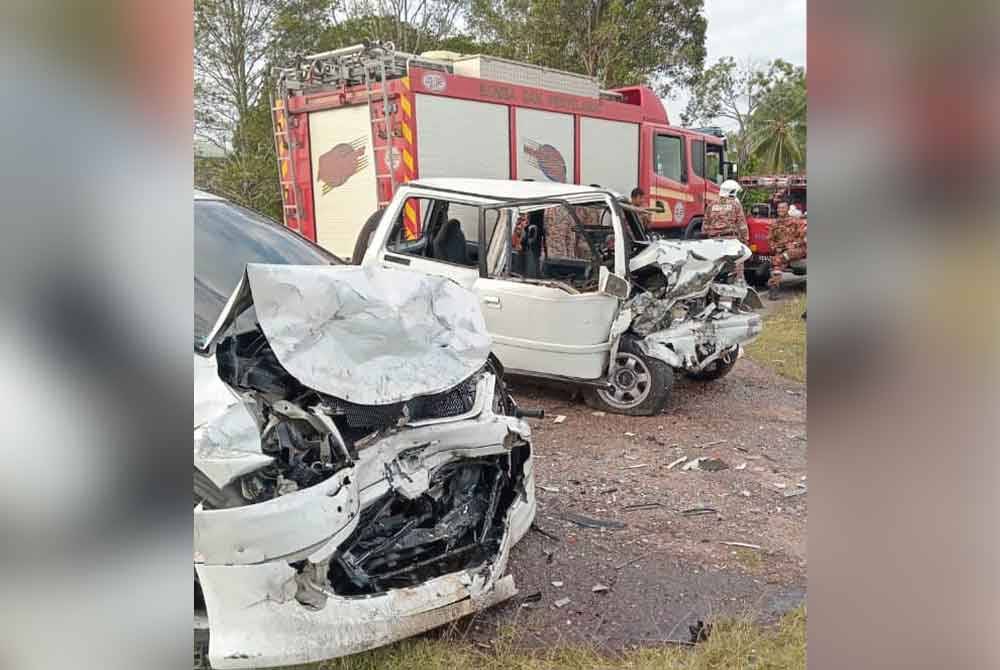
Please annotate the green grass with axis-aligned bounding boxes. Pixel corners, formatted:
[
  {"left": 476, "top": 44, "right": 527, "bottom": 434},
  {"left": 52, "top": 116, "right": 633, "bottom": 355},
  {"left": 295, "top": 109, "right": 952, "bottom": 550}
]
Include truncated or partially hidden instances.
[
  {"left": 745, "top": 294, "right": 807, "bottom": 382},
  {"left": 313, "top": 606, "right": 806, "bottom": 670}
]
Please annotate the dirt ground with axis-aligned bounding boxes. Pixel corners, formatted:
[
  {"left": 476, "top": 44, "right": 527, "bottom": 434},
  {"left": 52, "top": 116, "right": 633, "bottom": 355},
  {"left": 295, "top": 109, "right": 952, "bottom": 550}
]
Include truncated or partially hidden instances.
[{"left": 457, "top": 354, "right": 807, "bottom": 650}]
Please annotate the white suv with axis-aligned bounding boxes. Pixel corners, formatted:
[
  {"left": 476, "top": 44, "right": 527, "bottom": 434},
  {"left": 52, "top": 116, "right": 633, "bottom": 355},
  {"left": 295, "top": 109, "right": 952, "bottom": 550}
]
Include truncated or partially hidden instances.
[{"left": 360, "top": 179, "right": 763, "bottom": 416}]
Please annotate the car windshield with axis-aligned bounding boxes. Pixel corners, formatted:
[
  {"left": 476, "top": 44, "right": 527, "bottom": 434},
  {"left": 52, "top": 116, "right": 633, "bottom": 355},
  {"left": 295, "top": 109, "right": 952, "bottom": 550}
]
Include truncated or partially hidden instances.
[{"left": 194, "top": 198, "right": 340, "bottom": 344}]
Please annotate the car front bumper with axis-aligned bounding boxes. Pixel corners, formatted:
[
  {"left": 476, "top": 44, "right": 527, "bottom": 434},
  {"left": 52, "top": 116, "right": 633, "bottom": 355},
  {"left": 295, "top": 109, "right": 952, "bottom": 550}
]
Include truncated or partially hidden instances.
[{"left": 194, "top": 381, "right": 535, "bottom": 669}]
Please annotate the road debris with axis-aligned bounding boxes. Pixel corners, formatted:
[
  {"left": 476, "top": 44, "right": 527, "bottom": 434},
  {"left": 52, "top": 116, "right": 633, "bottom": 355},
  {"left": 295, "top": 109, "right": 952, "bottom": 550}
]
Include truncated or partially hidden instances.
[
  {"left": 551, "top": 581, "right": 564, "bottom": 588},
  {"left": 553, "top": 414, "right": 566, "bottom": 424},
  {"left": 680, "top": 507, "right": 718, "bottom": 517},
  {"left": 689, "top": 620, "right": 713, "bottom": 643},
  {"left": 538, "top": 485, "right": 561, "bottom": 493},
  {"left": 666, "top": 455, "right": 688, "bottom": 470},
  {"left": 562, "top": 512, "right": 626, "bottom": 530},
  {"left": 622, "top": 463, "right": 650, "bottom": 470},
  {"left": 592, "top": 583, "right": 610, "bottom": 593},
  {"left": 600, "top": 487, "right": 619, "bottom": 495},
  {"left": 682, "top": 457, "right": 728, "bottom": 472},
  {"left": 695, "top": 439, "right": 727, "bottom": 449},
  {"left": 698, "top": 458, "right": 729, "bottom": 472},
  {"left": 530, "top": 523, "right": 562, "bottom": 542},
  {"left": 624, "top": 502, "right": 663, "bottom": 511},
  {"left": 624, "top": 431, "right": 636, "bottom": 437},
  {"left": 553, "top": 598, "right": 572, "bottom": 608},
  {"left": 735, "top": 462, "right": 747, "bottom": 470},
  {"left": 682, "top": 457, "right": 706, "bottom": 471},
  {"left": 721, "top": 541, "right": 762, "bottom": 550},
  {"left": 740, "top": 490, "right": 751, "bottom": 497},
  {"left": 784, "top": 487, "right": 807, "bottom": 498},
  {"left": 521, "top": 591, "right": 542, "bottom": 603}
]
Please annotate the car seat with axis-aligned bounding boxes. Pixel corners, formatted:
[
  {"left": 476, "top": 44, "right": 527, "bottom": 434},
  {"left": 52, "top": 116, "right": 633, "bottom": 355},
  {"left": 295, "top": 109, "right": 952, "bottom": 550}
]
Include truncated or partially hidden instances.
[{"left": 433, "top": 218, "right": 469, "bottom": 265}]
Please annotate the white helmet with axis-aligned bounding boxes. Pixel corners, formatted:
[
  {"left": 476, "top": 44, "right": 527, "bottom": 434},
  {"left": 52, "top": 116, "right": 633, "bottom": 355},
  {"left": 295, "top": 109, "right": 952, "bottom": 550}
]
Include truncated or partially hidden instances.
[{"left": 719, "top": 180, "right": 742, "bottom": 198}]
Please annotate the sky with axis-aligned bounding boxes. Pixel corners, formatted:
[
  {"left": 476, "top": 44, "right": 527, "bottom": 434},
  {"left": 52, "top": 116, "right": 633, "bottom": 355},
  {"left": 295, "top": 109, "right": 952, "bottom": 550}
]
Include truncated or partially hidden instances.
[{"left": 664, "top": 0, "right": 807, "bottom": 129}]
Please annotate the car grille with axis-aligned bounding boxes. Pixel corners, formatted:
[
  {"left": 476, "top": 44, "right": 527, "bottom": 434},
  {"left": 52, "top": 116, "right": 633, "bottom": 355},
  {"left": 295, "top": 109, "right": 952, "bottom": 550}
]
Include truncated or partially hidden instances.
[{"left": 327, "top": 377, "right": 478, "bottom": 429}]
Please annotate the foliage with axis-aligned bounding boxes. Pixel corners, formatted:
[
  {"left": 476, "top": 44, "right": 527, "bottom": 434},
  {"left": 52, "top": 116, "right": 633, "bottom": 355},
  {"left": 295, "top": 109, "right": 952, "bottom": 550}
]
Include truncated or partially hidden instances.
[
  {"left": 683, "top": 58, "right": 806, "bottom": 174},
  {"left": 195, "top": 0, "right": 480, "bottom": 218},
  {"left": 746, "top": 293, "right": 807, "bottom": 382},
  {"left": 311, "top": 606, "right": 806, "bottom": 669},
  {"left": 467, "top": 0, "right": 706, "bottom": 96}
]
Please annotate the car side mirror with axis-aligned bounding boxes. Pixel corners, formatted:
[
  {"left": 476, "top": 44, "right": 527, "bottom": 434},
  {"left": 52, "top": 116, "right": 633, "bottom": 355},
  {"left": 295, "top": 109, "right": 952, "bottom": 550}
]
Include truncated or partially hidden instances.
[{"left": 599, "top": 266, "right": 630, "bottom": 299}]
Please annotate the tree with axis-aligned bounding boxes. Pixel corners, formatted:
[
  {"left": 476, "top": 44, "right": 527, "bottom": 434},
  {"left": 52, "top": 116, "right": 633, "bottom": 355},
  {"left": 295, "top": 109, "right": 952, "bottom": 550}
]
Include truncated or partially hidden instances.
[
  {"left": 746, "top": 61, "right": 806, "bottom": 173},
  {"left": 467, "top": 0, "right": 707, "bottom": 96},
  {"left": 682, "top": 58, "right": 806, "bottom": 172}
]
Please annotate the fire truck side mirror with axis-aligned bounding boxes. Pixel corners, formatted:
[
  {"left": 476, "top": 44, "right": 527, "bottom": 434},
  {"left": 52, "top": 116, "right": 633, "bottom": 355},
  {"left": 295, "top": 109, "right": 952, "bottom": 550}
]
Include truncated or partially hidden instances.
[
  {"left": 725, "top": 161, "right": 738, "bottom": 179},
  {"left": 654, "top": 200, "right": 666, "bottom": 213}
]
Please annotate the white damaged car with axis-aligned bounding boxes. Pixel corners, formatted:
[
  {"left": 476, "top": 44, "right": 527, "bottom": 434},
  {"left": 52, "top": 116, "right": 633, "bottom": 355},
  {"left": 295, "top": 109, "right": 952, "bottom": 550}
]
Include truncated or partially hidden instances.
[
  {"left": 358, "top": 179, "right": 763, "bottom": 416},
  {"left": 194, "top": 191, "right": 536, "bottom": 668}
]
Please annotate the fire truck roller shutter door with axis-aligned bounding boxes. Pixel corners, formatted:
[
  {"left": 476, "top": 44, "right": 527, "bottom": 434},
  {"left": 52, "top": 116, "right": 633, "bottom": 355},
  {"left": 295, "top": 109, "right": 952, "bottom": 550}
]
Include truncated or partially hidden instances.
[
  {"left": 516, "top": 108, "right": 574, "bottom": 183},
  {"left": 415, "top": 94, "right": 509, "bottom": 179},
  {"left": 580, "top": 118, "right": 639, "bottom": 196},
  {"left": 308, "top": 104, "right": 378, "bottom": 259}
]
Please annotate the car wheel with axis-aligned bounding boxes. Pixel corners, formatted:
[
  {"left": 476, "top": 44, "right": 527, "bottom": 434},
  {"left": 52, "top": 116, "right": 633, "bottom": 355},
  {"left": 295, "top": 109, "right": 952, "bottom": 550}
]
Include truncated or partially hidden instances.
[
  {"left": 584, "top": 343, "right": 673, "bottom": 416},
  {"left": 351, "top": 209, "right": 384, "bottom": 264},
  {"left": 686, "top": 346, "right": 739, "bottom": 381}
]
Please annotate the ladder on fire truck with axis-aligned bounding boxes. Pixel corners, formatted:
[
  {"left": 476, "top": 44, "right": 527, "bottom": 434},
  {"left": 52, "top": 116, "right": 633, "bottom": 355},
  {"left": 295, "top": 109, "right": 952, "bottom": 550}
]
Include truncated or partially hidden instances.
[{"left": 272, "top": 42, "right": 445, "bottom": 223}]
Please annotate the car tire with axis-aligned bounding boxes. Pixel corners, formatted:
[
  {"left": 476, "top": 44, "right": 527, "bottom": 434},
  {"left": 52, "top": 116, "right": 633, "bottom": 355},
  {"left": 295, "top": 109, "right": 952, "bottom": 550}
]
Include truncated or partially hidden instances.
[
  {"left": 351, "top": 209, "right": 384, "bottom": 264},
  {"left": 194, "top": 468, "right": 245, "bottom": 510},
  {"left": 683, "top": 217, "right": 704, "bottom": 240},
  {"left": 584, "top": 340, "right": 673, "bottom": 416},
  {"left": 686, "top": 346, "right": 739, "bottom": 381}
]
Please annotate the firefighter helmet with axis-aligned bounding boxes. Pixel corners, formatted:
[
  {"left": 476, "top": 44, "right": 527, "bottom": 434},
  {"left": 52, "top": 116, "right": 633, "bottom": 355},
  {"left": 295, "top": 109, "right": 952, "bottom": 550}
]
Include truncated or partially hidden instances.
[{"left": 719, "top": 179, "right": 742, "bottom": 198}]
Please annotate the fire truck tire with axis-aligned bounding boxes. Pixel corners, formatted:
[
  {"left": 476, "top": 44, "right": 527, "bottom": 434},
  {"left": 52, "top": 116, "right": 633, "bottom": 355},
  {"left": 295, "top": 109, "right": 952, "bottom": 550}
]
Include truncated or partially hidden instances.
[
  {"left": 746, "top": 261, "right": 771, "bottom": 288},
  {"left": 683, "top": 217, "right": 704, "bottom": 239},
  {"left": 351, "top": 209, "right": 385, "bottom": 264}
]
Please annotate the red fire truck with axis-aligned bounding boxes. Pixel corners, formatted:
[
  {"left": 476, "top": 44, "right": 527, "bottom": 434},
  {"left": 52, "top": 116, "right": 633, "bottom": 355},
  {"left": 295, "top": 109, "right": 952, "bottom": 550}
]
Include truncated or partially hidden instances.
[
  {"left": 740, "top": 174, "right": 807, "bottom": 286},
  {"left": 271, "top": 41, "right": 735, "bottom": 260}
]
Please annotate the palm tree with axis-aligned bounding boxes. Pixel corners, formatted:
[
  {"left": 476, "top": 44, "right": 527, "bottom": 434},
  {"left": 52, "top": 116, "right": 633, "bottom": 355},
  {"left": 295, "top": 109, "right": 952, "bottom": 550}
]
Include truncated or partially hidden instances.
[
  {"left": 747, "top": 98, "right": 806, "bottom": 173},
  {"left": 746, "top": 84, "right": 806, "bottom": 173}
]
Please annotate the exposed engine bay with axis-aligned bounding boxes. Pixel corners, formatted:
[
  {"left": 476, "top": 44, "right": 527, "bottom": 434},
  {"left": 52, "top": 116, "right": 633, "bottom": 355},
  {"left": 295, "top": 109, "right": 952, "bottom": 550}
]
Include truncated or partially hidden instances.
[{"left": 194, "top": 265, "right": 536, "bottom": 668}]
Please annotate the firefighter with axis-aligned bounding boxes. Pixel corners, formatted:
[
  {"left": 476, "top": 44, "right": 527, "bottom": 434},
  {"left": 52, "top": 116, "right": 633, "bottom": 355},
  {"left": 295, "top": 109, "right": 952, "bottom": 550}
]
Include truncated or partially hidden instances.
[
  {"left": 702, "top": 179, "right": 749, "bottom": 283},
  {"left": 703, "top": 179, "right": 749, "bottom": 244},
  {"left": 766, "top": 201, "right": 807, "bottom": 299}
]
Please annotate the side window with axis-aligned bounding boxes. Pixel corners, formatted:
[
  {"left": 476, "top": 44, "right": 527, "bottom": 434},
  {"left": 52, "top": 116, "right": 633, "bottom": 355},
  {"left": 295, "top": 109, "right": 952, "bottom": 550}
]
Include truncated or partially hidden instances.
[
  {"left": 705, "top": 145, "right": 724, "bottom": 185},
  {"left": 385, "top": 198, "right": 480, "bottom": 268},
  {"left": 653, "top": 134, "right": 685, "bottom": 182},
  {"left": 691, "top": 140, "right": 705, "bottom": 178}
]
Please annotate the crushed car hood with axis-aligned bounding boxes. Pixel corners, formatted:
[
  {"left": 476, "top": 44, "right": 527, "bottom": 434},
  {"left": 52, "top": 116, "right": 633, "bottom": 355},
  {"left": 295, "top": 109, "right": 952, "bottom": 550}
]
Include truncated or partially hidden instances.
[
  {"left": 201, "top": 264, "right": 492, "bottom": 405},
  {"left": 629, "top": 239, "right": 750, "bottom": 301}
]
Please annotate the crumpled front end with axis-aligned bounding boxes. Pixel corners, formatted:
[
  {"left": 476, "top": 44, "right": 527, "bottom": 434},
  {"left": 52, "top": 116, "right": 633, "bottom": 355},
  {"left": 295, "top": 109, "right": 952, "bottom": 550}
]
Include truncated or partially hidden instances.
[
  {"left": 626, "top": 239, "right": 762, "bottom": 370},
  {"left": 194, "top": 265, "right": 535, "bottom": 669}
]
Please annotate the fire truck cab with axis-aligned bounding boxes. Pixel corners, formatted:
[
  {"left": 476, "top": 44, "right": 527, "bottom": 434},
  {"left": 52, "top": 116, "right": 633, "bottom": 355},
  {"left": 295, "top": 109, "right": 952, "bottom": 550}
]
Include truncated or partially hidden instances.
[{"left": 271, "top": 42, "right": 734, "bottom": 260}]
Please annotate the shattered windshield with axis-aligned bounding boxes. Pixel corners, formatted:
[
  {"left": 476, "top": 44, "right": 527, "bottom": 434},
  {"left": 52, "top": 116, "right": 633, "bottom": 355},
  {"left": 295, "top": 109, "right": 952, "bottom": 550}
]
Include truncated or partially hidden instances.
[{"left": 194, "top": 199, "right": 340, "bottom": 345}]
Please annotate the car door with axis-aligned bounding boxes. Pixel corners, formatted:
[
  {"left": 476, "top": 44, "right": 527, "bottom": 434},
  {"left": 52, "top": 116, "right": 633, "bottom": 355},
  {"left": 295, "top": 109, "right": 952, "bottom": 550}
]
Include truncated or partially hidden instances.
[{"left": 475, "top": 199, "right": 625, "bottom": 381}]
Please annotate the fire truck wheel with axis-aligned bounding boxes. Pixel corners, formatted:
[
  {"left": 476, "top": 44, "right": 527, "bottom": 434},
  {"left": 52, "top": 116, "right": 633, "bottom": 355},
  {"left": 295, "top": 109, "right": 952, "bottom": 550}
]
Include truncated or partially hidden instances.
[
  {"left": 686, "top": 346, "right": 739, "bottom": 381},
  {"left": 747, "top": 261, "right": 771, "bottom": 288},
  {"left": 351, "top": 209, "right": 385, "bottom": 264},
  {"left": 683, "top": 217, "right": 704, "bottom": 239},
  {"left": 583, "top": 340, "right": 673, "bottom": 416}
]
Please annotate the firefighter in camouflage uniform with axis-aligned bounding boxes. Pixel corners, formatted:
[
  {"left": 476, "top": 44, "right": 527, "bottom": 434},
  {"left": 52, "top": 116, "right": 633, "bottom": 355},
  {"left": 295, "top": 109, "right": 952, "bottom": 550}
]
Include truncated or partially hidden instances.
[
  {"left": 702, "top": 179, "right": 749, "bottom": 244},
  {"left": 767, "top": 201, "right": 807, "bottom": 299},
  {"left": 702, "top": 179, "right": 749, "bottom": 282}
]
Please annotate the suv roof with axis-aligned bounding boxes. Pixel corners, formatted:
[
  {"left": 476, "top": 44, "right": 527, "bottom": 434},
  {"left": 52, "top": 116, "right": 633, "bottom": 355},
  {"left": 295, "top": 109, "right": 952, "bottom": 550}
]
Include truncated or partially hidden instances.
[{"left": 409, "top": 178, "right": 621, "bottom": 202}]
